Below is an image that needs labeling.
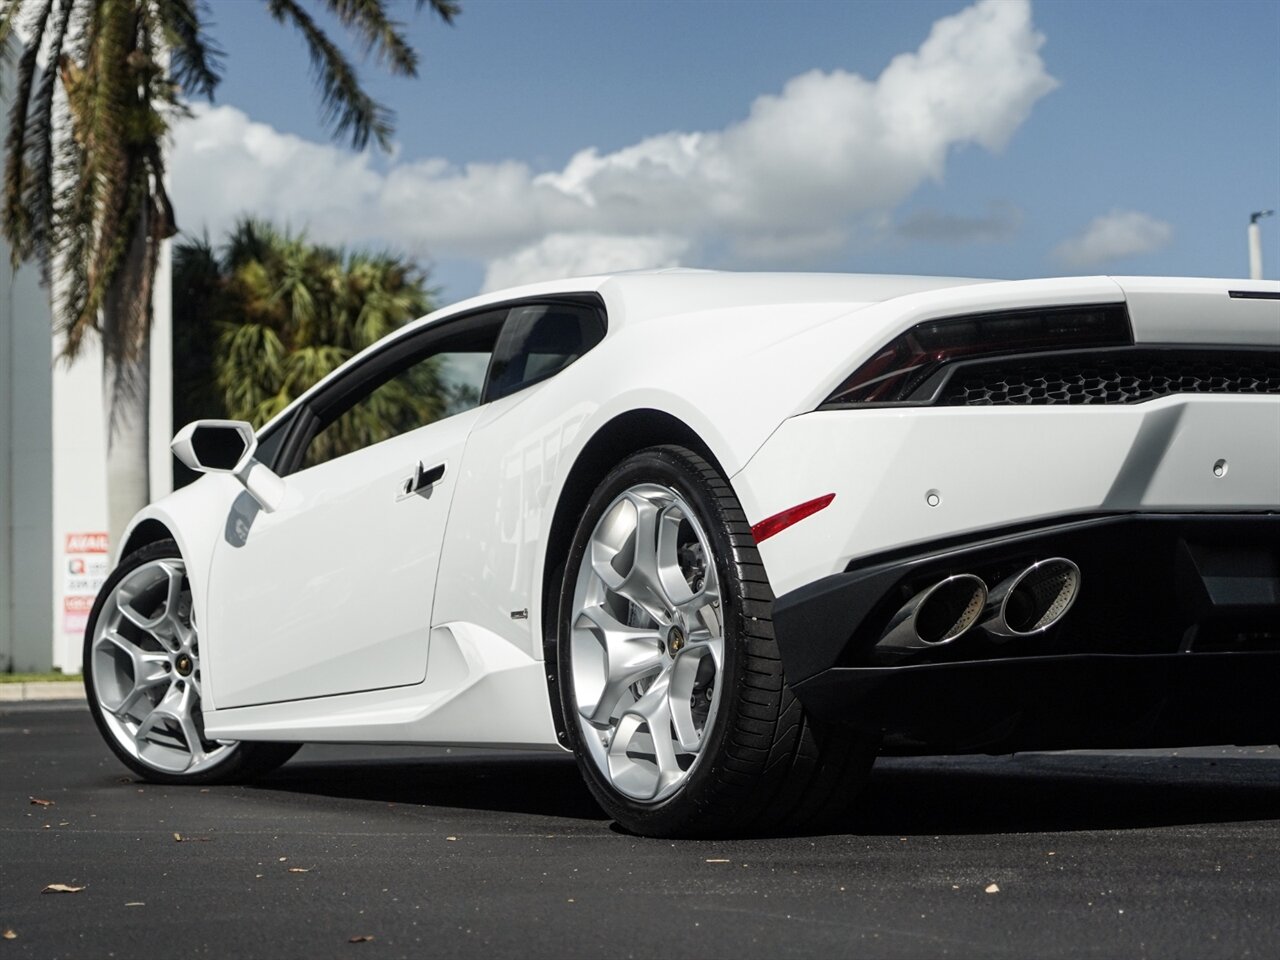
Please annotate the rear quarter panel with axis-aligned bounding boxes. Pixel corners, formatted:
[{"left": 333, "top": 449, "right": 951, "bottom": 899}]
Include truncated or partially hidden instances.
[{"left": 431, "top": 300, "right": 862, "bottom": 660}]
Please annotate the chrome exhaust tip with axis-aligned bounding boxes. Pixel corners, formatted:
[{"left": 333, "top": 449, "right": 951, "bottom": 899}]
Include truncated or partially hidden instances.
[
  {"left": 983, "top": 557, "right": 1081, "bottom": 639},
  {"left": 876, "top": 574, "right": 988, "bottom": 658}
]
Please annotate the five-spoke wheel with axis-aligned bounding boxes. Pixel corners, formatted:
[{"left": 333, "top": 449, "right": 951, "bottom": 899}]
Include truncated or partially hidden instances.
[
  {"left": 89, "top": 555, "right": 234, "bottom": 775},
  {"left": 84, "top": 540, "right": 297, "bottom": 784},
  {"left": 569, "top": 482, "right": 724, "bottom": 803}
]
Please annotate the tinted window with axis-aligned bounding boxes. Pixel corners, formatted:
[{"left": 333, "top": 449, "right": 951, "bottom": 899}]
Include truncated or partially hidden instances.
[
  {"left": 486, "top": 303, "right": 605, "bottom": 401},
  {"left": 299, "top": 310, "right": 505, "bottom": 470}
]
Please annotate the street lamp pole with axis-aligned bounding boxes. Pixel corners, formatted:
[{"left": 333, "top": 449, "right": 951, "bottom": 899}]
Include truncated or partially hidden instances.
[{"left": 1249, "top": 209, "right": 1274, "bottom": 280}]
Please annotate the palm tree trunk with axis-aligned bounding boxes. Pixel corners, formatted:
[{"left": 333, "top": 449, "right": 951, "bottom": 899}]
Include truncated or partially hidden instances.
[
  {"left": 103, "top": 345, "right": 150, "bottom": 550},
  {"left": 101, "top": 188, "right": 161, "bottom": 551}
]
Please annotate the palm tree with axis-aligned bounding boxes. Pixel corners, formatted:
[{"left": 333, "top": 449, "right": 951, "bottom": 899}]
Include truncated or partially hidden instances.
[
  {"left": 175, "top": 218, "right": 446, "bottom": 470},
  {"left": 0, "top": 0, "right": 460, "bottom": 543}
]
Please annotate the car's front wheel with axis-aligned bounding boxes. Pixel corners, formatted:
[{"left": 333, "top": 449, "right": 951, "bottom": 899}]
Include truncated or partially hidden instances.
[
  {"left": 84, "top": 539, "right": 298, "bottom": 785},
  {"left": 557, "top": 445, "right": 876, "bottom": 837}
]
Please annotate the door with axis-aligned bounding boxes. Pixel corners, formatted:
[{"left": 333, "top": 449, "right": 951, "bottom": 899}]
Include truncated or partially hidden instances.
[{"left": 204, "top": 312, "right": 503, "bottom": 709}]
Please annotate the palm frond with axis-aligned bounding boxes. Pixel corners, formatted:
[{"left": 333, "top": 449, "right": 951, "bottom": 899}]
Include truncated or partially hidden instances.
[
  {"left": 264, "top": 0, "right": 393, "bottom": 151},
  {"left": 216, "top": 320, "right": 288, "bottom": 424},
  {"left": 72, "top": 2, "right": 138, "bottom": 347},
  {"left": 322, "top": 0, "right": 416, "bottom": 76},
  {"left": 2, "top": 0, "right": 53, "bottom": 263},
  {"left": 155, "top": 0, "right": 221, "bottom": 100},
  {"left": 414, "top": 0, "right": 459, "bottom": 26},
  {"left": 22, "top": 0, "right": 76, "bottom": 278},
  {"left": 0, "top": 3, "right": 26, "bottom": 89}
]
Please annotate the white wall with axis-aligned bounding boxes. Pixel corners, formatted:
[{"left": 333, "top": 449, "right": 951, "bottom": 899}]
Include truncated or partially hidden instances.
[
  {"left": 47, "top": 241, "right": 173, "bottom": 674},
  {"left": 1, "top": 257, "right": 55, "bottom": 672},
  {"left": 49, "top": 328, "right": 110, "bottom": 672}
]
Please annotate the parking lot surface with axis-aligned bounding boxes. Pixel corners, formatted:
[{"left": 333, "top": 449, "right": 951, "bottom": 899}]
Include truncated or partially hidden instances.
[{"left": 2, "top": 702, "right": 1279, "bottom": 958}]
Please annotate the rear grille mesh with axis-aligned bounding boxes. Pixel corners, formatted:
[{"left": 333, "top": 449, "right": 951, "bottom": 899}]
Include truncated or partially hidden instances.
[{"left": 938, "top": 352, "right": 1280, "bottom": 406}]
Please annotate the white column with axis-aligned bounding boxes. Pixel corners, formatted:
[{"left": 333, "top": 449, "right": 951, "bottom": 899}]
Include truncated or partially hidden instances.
[
  {"left": 51, "top": 329, "right": 110, "bottom": 673},
  {"left": 1, "top": 259, "right": 13, "bottom": 671}
]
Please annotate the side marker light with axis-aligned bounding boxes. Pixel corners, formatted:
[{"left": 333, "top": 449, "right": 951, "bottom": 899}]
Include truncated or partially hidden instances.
[{"left": 751, "top": 493, "right": 836, "bottom": 544}]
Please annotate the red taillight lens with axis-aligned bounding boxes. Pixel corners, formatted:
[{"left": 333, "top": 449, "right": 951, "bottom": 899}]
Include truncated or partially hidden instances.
[
  {"left": 825, "top": 304, "right": 1132, "bottom": 405},
  {"left": 751, "top": 493, "right": 835, "bottom": 544}
]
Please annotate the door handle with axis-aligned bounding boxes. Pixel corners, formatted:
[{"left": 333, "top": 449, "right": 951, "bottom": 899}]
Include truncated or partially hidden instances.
[{"left": 399, "top": 460, "right": 446, "bottom": 500}]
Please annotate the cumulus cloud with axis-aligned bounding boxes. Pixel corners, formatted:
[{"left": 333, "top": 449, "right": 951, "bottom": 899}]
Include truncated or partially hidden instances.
[
  {"left": 171, "top": 0, "right": 1056, "bottom": 287},
  {"left": 1053, "top": 210, "right": 1174, "bottom": 267},
  {"left": 481, "top": 234, "right": 689, "bottom": 292}
]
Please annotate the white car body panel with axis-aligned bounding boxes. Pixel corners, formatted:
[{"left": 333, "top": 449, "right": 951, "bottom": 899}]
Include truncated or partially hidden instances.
[
  {"left": 116, "top": 475, "right": 242, "bottom": 710},
  {"left": 735, "top": 395, "right": 1280, "bottom": 598},
  {"left": 206, "top": 407, "right": 482, "bottom": 709},
  {"left": 1117, "top": 276, "right": 1280, "bottom": 344},
  {"left": 203, "top": 621, "right": 560, "bottom": 748},
  {"left": 112, "top": 271, "right": 1278, "bottom": 747}
]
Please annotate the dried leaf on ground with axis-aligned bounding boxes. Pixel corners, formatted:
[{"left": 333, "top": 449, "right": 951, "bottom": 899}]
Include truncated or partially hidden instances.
[
  {"left": 42, "top": 883, "right": 85, "bottom": 894},
  {"left": 28, "top": 797, "right": 54, "bottom": 807},
  {"left": 985, "top": 883, "right": 1001, "bottom": 894},
  {"left": 348, "top": 934, "right": 375, "bottom": 943},
  {"left": 2, "top": 929, "right": 16, "bottom": 940}
]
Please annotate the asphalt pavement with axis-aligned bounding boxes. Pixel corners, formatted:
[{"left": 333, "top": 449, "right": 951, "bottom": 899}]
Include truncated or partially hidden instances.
[{"left": 2, "top": 702, "right": 1279, "bottom": 959}]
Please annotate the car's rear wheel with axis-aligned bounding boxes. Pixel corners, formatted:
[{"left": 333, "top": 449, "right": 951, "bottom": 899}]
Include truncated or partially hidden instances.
[
  {"left": 84, "top": 539, "right": 298, "bottom": 785},
  {"left": 557, "top": 445, "right": 876, "bottom": 837}
]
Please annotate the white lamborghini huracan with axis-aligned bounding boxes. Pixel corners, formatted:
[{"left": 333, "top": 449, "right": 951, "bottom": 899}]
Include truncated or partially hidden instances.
[{"left": 85, "top": 271, "right": 1280, "bottom": 837}]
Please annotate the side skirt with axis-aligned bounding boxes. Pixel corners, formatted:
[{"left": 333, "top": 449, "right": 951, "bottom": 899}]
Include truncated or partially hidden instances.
[{"left": 202, "top": 622, "right": 563, "bottom": 749}]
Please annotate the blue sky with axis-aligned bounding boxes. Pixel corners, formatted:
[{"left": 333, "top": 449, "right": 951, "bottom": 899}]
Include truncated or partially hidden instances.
[{"left": 172, "top": 0, "right": 1280, "bottom": 303}]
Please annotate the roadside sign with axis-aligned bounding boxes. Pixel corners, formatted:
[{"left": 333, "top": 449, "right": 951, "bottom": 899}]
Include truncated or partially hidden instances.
[{"left": 62, "top": 532, "right": 109, "bottom": 634}]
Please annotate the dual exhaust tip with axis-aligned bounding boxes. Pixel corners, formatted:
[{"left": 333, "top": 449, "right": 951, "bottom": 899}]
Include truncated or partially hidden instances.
[{"left": 878, "top": 558, "right": 1081, "bottom": 658}]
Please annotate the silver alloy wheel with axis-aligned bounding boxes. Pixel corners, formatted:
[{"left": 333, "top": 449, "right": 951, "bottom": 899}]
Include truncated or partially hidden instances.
[
  {"left": 570, "top": 483, "right": 725, "bottom": 803},
  {"left": 89, "top": 558, "right": 235, "bottom": 775}
]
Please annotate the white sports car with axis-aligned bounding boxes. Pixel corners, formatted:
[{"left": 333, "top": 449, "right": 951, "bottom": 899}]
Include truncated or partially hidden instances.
[{"left": 85, "top": 271, "right": 1280, "bottom": 837}]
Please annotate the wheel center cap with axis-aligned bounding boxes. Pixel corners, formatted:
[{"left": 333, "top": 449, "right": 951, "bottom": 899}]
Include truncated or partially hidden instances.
[
  {"left": 175, "top": 654, "right": 193, "bottom": 677},
  {"left": 667, "top": 626, "right": 685, "bottom": 656}
]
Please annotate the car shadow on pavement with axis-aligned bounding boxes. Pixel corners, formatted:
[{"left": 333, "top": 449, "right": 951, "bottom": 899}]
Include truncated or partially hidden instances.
[
  {"left": 257, "top": 751, "right": 610, "bottom": 821},
  {"left": 252, "top": 748, "right": 1280, "bottom": 835},
  {"left": 843, "top": 752, "right": 1280, "bottom": 836}
]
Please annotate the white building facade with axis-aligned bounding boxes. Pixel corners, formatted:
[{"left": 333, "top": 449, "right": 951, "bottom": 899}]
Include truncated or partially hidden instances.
[{"left": 2, "top": 60, "right": 172, "bottom": 674}]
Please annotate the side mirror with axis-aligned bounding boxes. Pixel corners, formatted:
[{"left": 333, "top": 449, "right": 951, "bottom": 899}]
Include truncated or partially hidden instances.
[
  {"left": 172, "top": 420, "right": 285, "bottom": 512},
  {"left": 172, "top": 420, "right": 257, "bottom": 474}
]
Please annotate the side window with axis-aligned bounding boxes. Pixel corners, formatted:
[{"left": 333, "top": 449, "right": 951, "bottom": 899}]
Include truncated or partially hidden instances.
[
  {"left": 486, "top": 302, "right": 606, "bottom": 402},
  {"left": 300, "top": 310, "right": 505, "bottom": 470}
]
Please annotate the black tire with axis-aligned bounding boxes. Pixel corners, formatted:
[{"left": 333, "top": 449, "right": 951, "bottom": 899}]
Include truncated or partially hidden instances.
[
  {"left": 84, "top": 539, "right": 299, "bottom": 785},
  {"left": 556, "top": 445, "right": 876, "bottom": 837}
]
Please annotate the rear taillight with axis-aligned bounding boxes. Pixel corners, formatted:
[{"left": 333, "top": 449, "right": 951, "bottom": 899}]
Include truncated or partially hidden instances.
[{"left": 824, "top": 304, "right": 1132, "bottom": 405}]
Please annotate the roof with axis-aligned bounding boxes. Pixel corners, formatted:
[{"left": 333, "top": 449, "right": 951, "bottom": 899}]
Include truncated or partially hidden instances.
[{"left": 422, "top": 269, "right": 992, "bottom": 330}]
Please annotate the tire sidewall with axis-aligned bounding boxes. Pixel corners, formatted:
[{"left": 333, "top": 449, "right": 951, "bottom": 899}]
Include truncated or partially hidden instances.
[{"left": 557, "top": 445, "right": 753, "bottom": 834}]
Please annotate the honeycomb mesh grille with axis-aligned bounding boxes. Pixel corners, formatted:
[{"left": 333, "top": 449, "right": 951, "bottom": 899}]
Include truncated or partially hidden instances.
[{"left": 938, "top": 352, "right": 1280, "bottom": 406}]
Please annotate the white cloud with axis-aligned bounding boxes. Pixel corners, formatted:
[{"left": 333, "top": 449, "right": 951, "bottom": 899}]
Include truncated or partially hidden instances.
[
  {"left": 171, "top": 0, "right": 1056, "bottom": 286},
  {"left": 481, "top": 233, "right": 689, "bottom": 293},
  {"left": 1053, "top": 210, "right": 1174, "bottom": 267}
]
